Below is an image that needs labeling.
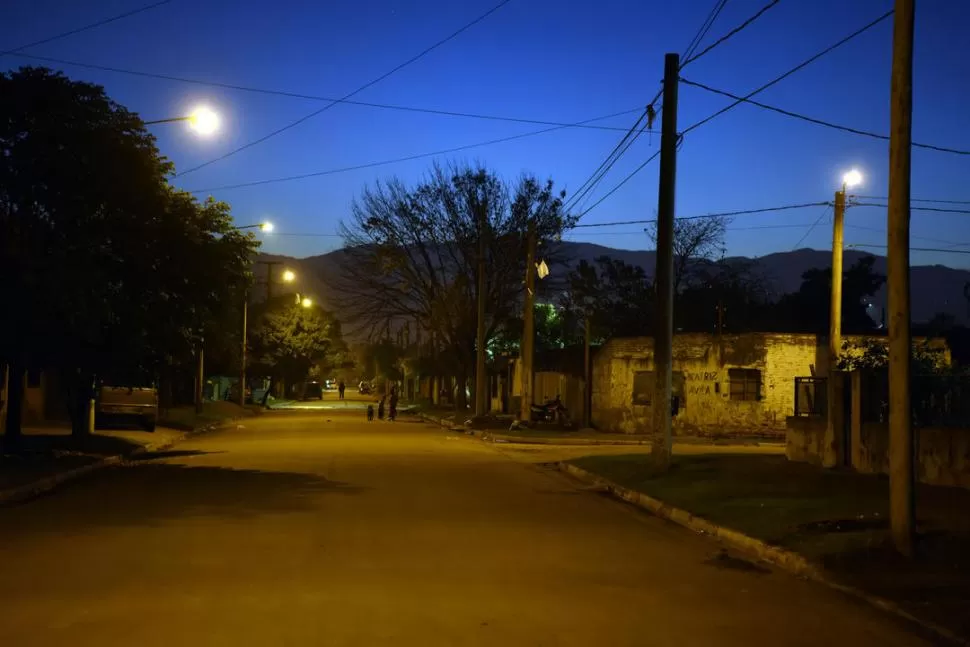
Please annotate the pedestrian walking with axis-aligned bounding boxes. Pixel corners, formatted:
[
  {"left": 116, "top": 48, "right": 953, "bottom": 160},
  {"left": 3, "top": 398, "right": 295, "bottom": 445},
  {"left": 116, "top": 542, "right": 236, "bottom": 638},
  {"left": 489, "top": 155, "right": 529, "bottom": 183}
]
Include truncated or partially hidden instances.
[
  {"left": 338, "top": 380, "right": 345, "bottom": 400},
  {"left": 377, "top": 396, "right": 385, "bottom": 420},
  {"left": 389, "top": 387, "right": 398, "bottom": 421}
]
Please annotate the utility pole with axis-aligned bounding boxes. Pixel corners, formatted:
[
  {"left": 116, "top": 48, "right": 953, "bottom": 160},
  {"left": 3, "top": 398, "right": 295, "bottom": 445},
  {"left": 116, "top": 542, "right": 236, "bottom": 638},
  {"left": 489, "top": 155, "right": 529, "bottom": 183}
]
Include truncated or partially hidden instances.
[
  {"left": 239, "top": 293, "right": 248, "bottom": 408},
  {"left": 888, "top": 0, "right": 915, "bottom": 557},
  {"left": 264, "top": 261, "right": 281, "bottom": 301},
  {"left": 519, "top": 222, "right": 537, "bottom": 423},
  {"left": 475, "top": 209, "right": 488, "bottom": 417},
  {"left": 583, "top": 314, "right": 591, "bottom": 429},
  {"left": 195, "top": 338, "right": 205, "bottom": 414},
  {"left": 652, "top": 52, "right": 680, "bottom": 468},
  {"left": 825, "top": 187, "right": 847, "bottom": 467}
]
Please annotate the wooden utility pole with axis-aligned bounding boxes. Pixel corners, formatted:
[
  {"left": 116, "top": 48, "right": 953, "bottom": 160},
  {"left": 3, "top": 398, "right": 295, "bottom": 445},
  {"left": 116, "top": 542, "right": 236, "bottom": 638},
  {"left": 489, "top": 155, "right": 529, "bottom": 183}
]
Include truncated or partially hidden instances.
[
  {"left": 652, "top": 52, "right": 680, "bottom": 468},
  {"left": 583, "top": 315, "right": 591, "bottom": 429},
  {"left": 239, "top": 295, "right": 248, "bottom": 408},
  {"left": 888, "top": 0, "right": 915, "bottom": 557},
  {"left": 475, "top": 210, "right": 488, "bottom": 417},
  {"left": 825, "top": 187, "right": 847, "bottom": 467},
  {"left": 519, "top": 222, "right": 537, "bottom": 423}
]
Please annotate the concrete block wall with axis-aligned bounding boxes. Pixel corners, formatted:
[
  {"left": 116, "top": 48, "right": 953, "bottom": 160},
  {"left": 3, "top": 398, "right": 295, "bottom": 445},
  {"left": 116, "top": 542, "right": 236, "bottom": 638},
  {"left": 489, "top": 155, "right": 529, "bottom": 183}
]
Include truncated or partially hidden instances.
[{"left": 592, "top": 333, "right": 822, "bottom": 437}]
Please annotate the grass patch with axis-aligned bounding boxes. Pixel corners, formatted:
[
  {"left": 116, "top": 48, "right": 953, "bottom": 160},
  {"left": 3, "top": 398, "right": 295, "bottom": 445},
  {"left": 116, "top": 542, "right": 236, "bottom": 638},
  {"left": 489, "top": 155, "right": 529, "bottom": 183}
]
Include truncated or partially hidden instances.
[{"left": 570, "top": 452, "right": 970, "bottom": 638}]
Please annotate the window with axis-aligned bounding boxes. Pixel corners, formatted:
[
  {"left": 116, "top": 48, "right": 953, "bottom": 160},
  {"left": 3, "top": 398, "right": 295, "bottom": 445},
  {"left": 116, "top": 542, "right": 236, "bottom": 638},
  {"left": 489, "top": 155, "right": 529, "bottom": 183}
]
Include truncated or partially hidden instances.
[
  {"left": 729, "top": 368, "right": 761, "bottom": 402},
  {"left": 632, "top": 371, "right": 654, "bottom": 405}
]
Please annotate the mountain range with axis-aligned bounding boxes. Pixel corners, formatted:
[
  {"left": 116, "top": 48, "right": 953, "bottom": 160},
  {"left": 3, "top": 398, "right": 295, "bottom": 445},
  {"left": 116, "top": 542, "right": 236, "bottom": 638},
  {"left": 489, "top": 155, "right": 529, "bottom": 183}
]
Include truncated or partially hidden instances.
[{"left": 256, "top": 242, "right": 970, "bottom": 327}]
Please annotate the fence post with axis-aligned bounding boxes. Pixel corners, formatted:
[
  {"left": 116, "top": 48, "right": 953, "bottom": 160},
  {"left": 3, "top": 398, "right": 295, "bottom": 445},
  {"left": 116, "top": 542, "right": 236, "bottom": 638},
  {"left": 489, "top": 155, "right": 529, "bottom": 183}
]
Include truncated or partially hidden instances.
[{"left": 850, "top": 370, "right": 863, "bottom": 470}]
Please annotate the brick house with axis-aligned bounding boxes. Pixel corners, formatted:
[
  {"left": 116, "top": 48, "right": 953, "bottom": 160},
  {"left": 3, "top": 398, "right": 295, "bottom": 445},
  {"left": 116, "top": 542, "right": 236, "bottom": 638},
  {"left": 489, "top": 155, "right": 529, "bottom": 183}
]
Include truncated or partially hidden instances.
[{"left": 592, "top": 333, "right": 835, "bottom": 437}]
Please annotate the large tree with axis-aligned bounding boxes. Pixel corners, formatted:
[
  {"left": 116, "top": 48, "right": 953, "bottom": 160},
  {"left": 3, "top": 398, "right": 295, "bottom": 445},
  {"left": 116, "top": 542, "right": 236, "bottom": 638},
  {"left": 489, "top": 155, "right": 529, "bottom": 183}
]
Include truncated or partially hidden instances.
[
  {"left": 647, "top": 216, "right": 729, "bottom": 292},
  {"left": 773, "top": 256, "right": 885, "bottom": 333},
  {"left": 329, "top": 162, "right": 572, "bottom": 409},
  {"left": 559, "top": 256, "right": 654, "bottom": 343},
  {"left": 249, "top": 297, "right": 346, "bottom": 399},
  {"left": 0, "top": 67, "right": 256, "bottom": 442}
]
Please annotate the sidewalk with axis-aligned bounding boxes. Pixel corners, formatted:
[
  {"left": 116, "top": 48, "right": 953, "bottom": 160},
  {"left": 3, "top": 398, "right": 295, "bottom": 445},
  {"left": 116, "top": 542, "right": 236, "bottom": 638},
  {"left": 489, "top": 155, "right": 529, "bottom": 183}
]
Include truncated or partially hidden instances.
[
  {"left": 566, "top": 452, "right": 970, "bottom": 641},
  {"left": 0, "top": 401, "right": 254, "bottom": 503}
]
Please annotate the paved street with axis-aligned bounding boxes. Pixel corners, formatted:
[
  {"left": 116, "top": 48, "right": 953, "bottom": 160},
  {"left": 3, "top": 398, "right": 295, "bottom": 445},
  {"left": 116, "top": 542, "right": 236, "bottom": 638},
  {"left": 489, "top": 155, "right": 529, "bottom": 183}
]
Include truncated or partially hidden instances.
[{"left": 0, "top": 412, "right": 934, "bottom": 646}]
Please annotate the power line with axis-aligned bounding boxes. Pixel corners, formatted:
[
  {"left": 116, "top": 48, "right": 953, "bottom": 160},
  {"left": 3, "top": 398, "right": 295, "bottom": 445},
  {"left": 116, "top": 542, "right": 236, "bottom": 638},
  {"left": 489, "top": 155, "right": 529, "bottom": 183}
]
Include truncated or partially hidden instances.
[
  {"left": 682, "top": 0, "right": 729, "bottom": 61},
  {"left": 565, "top": 110, "right": 651, "bottom": 214},
  {"left": 7, "top": 52, "right": 641, "bottom": 134},
  {"left": 791, "top": 205, "right": 831, "bottom": 250},
  {"left": 681, "top": 9, "right": 893, "bottom": 136},
  {"left": 0, "top": 0, "right": 172, "bottom": 56},
  {"left": 175, "top": 0, "right": 514, "bottom": 177},
  {"left": 849, "top": 244, "right": 970, "bottom": 255},
  {"left": 573, "top": 200, "right": 828, "bottom": 228},
  {"left": 856, "top": 196, "right": 970, "bottom": 205},
  {"left": 853, "top": 203, "right": 970, "bottom": 215},
  {"left": 576, "top": 150, "right": 662, "bottom": 218},
  {"left": 681, "top": 0, "right": 781, "bottom": 68},
  {"left": 186, "top": 106, "right": 642, "bottom": 194},
  {"left": 681, "top": 78, "right": 970, "bottom": 155}
]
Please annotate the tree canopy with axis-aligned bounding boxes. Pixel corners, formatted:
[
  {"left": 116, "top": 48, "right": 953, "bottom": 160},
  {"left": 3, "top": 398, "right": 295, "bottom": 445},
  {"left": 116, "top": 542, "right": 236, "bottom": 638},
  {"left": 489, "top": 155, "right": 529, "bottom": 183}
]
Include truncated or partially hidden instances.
[
  {"left": 249, "top": 297, "right": 347, "bottom": 393},
  {"left": 0, "top": 67, "right": 256, "bottom": 438},
  {"left": 328, "top": 162, "right": 572, "bottom": 408}
]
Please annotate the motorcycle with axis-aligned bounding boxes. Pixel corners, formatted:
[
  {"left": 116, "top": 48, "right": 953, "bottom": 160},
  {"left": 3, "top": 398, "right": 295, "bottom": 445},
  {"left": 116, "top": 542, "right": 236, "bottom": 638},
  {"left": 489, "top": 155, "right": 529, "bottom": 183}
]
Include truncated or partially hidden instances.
[{"left": 529, "top": 397, "right": 571, "bottom": 425}]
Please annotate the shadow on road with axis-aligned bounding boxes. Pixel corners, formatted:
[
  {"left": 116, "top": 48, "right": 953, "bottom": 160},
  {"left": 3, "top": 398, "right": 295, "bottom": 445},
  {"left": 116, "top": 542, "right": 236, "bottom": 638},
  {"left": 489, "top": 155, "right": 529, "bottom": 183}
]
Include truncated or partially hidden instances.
[
  {"left": 127, "top": 449, "right": 224, "bottom": 461},
  {"left": 0, "top": 461, "right": 368, "bottom": 536},
  {"left": 2, "top": 433, "right": 144, "bottom": 457}
]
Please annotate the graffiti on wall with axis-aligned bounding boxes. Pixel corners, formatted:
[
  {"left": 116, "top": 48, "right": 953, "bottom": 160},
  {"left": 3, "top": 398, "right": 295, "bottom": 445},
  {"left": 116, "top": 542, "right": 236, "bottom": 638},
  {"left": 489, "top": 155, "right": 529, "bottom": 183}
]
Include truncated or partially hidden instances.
[{"left": 685, "top": 370, "right": 718, "bottom": 396}]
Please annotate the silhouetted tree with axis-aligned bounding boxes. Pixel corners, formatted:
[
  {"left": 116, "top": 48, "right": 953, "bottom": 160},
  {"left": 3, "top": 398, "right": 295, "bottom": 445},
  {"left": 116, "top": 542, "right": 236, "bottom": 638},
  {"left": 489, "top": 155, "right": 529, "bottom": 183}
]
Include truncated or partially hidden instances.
[
  {"left": 559, "top": 256, "right": 654, "bottom": 343},
  {"left": 772, "top": 256, "right": 885, "bottom": 333},
  {"left": 0, "top": 67, "right": 256, "bottom": 443},
  {"left": 647, "top": 216, "right": 729, "bottom": 292},
  {"left": 676, "top": 259, "right": 773, "bottom": 332},
  {"left": 329, "top": 162, "right": 572, "bottom": 410}
]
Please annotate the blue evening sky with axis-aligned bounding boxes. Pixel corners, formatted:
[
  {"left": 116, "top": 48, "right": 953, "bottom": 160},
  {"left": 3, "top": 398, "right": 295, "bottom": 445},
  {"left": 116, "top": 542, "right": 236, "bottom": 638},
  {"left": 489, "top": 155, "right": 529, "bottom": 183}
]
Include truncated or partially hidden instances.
[{"left": 4, "top": 0, "right": 969, "bottom": 267}]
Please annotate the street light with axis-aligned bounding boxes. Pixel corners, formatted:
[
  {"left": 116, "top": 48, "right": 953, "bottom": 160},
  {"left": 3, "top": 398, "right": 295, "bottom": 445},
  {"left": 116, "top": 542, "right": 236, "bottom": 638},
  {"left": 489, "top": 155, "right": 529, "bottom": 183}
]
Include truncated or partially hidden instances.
[
  {"left": 301, "top": 296, "right": 313, "bottom": 308},
  {"left": 237, "top": 221, "right": 274, "bottom": 232},
  {"left": 282, "top": 269, "right": 296, "bottom": 283},
  {"left": 144, "top": 105, "right": 221, "bottom": 137},
  {"left": 843, "top": 169, "right": 864, "bottom": 190},
  {"left": 825, "top": 167, "right": 865, "bottom": 466},
  {"left": 188, "top": 106, "right": 220, "bottom": 136}
]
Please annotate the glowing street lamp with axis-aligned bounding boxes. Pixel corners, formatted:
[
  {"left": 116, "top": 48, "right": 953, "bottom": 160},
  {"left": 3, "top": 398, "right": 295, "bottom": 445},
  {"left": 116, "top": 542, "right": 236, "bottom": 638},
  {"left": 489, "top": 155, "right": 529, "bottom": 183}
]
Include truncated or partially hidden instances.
[
  {"left": 188, "top": 106, "right": 220, "bottom": 136},
  {"left": 282, "top": 269, "right": 296, "bottom": 283},
  {"left": 843, "top": 169, "right": 863, "bottom": 191},
  {"left": 301, "top": 296, "right": 313, "bottom": 308},
  {"left": 237, "top": 221, "right": 274, "bottom": 232},
  {"left": 144, "top": 105, "right": 221, "bottom": 137}
]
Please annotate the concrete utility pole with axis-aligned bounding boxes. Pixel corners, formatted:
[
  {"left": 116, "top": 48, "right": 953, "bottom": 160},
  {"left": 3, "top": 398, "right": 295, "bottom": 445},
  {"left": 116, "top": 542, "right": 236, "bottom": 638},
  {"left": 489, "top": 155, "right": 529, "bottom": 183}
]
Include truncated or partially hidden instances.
[
  {"left": 263, "top": 261, "right": 282, "bottom": 301},
  {"left": 195, "top": 339, "right": 205, "bottom": 414},
  {"left": 519, "top": 222, "right": 537, "bottom": 423},
  {"left": 239, "top": 293, "right": 248, "bottom": 408},
  {"left": 824, "top": 187, "right": 847, "bottom": 467},
  {"left": 888, "top": 0, "right": 916, "bottom": 557},
  {"left": 583, "top": 314, "right": 591, "bottom": 429},
  {"left": 652, "top": 52, "right": 680, "bottom": 468},
  {"left": 475, "top": 210, "right": 488, "bottom": 417}
]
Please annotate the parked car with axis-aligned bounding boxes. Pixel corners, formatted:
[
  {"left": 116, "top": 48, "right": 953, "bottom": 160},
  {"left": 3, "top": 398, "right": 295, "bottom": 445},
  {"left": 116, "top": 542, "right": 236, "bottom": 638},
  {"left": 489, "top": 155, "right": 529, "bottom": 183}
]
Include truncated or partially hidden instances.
[
  {"left": 301, "top": 380, "right": 324, "bottom": 400},
  {"left": 96, "top": 380, "right": 158, "bottom": 431}
]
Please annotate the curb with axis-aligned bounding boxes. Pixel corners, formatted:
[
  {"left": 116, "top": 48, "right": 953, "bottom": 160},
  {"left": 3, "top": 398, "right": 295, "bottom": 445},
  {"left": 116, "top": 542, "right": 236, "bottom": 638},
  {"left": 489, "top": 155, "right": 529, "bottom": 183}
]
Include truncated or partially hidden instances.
[
  {"left": 416, "top": 412, "right": 475, "bottom": 435},
  {"left": 558, "top": 462, "right": 968, "bottom": 646},
  {"left": 0, "top": 417, "right": 245, "bottom": 507},
  {"left": 484, "top": 433, "right": 652, "bottom": 446}
]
